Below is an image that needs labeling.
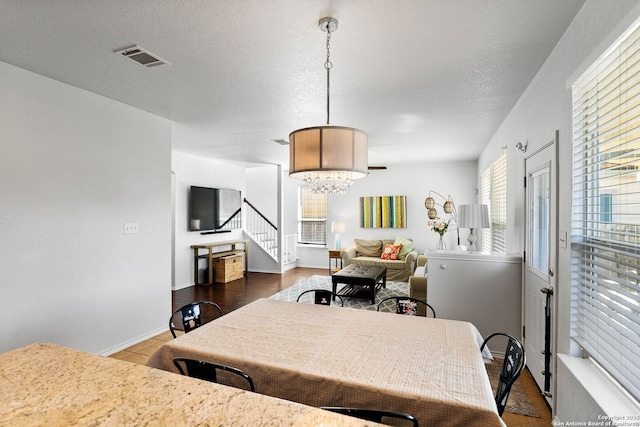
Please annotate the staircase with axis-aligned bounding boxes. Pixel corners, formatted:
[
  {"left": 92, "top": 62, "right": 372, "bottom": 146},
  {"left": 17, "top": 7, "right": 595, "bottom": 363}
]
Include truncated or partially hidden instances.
[{"left": 244, "top": 198, "right": 278, "bottom": 261}]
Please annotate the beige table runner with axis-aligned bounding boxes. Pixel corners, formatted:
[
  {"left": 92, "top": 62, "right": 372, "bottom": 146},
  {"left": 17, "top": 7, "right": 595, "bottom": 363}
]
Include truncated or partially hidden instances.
[
  {"left": 148, "top": 298, "right": 505, "bottom": 427},
  {"left": 0, "top": 342, "right": 379, "bottom": 426}
]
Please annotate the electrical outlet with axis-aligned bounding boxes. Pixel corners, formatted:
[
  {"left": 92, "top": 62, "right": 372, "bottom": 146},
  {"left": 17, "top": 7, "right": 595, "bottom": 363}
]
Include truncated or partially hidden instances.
[{"left": 124, "top": 223, "right": 139, "bottom": 234}]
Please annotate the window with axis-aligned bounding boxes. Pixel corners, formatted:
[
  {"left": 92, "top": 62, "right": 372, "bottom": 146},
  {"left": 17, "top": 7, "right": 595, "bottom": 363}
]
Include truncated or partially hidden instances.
[
  {"left": 571, "top": 20, "right": 640, "bottom": 400},
  {"left": 600, "top": 193, "right": 613, "bottom": 223},
  {"left": 480, "top": 149, "right": 507, "bottom": 253},
  {"left": 298, "top": 186, "right": 327, "bottom": 245}
]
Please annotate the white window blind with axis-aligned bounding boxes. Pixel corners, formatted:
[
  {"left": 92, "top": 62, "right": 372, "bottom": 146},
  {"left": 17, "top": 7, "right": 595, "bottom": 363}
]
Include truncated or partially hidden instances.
[
  {"left": 298, "top": 186, "right": 327, "bottom": 245},
  {"left": 571, "top": 20, "right": 640, "bottom": 400},
  {"left": 480, "top": 150, "right": 507, "bottom": 253},
  {"left": 481, "top": 168, "right": 491, "bottom": 253}
]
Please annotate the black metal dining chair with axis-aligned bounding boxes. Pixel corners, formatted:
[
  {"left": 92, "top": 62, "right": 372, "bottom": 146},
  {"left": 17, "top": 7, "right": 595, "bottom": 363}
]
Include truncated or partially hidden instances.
[
  {"left": 296, "top": 289, "right": 344, "bottom": 307},
  {"left": 377, "top": 296, "right": 436, "bottom": 318},
  {"left": 480, "top": 332, "right": 526, "bottom": 416},
  {"left": 321, "top": 407, "right": 419, "bottom": 426},
  {"left": 173, "top": 357, "right": 255, "bottom": 392},
  {"left": 169, "top": 301, "right": 222, "bottom": 338}
]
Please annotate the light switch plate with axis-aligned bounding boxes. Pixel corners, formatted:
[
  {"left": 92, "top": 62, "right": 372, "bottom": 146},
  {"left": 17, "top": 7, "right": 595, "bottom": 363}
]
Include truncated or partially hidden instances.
[
  {"left": 124, "top": 223, "right": 139, "bottom": 234},
  {"left": 559, "top": 230, "right": 567, "bottom": 249}
]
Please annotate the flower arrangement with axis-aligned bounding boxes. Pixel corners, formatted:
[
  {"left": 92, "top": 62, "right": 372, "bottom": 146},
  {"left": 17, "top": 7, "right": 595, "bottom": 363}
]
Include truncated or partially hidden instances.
[{"left": 428, "top": 217, "right": 450, "bottom": 236}]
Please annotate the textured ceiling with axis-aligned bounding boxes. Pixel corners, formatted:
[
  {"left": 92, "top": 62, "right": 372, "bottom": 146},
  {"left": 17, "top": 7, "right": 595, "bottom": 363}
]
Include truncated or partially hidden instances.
[{"left": 0, "top": 0, "right": 586, "bottom": 167}]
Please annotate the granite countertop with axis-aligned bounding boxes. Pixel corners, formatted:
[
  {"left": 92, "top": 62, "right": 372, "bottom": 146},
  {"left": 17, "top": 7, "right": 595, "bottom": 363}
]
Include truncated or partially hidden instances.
[{"left": 0, "top": 342, "right": 380, "bottom": 426}]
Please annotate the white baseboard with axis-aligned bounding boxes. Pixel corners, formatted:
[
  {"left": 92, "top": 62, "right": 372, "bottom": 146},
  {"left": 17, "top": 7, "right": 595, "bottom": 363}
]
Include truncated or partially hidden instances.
[{"left": 99, "top": 326, "right": 168, "bottom": 356}]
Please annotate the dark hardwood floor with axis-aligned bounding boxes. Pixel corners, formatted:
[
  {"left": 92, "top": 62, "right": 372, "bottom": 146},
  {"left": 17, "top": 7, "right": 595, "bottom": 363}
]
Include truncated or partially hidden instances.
[{"left": 172, "top": 267, "right": 327, "bottom": 314}]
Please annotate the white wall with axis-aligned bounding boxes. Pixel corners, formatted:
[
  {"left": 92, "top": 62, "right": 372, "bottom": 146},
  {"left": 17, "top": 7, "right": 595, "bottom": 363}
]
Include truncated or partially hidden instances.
[
  {"left": 171, "top": 151, "right": 247, "bottom": 289},
  {"left": 0, "top": 61, "right": 172, "bottom": 355},
  {"left": 478, "top": 0, "right": 640, "bottom": 420},
  {"left": 283, "top": 161, "right": 479, "bottom": 268},
  {"left": 246, "top": 165, "right": 278, "bottom": 223},
  {"left": 245, "top": 164, "right": 285, "bottom": 273}
]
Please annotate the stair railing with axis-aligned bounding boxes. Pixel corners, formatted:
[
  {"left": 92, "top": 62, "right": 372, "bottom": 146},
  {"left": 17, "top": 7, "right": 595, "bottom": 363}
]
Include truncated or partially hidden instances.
[{"left": 243, "top": 198, "right": 278, "bottom": 261}]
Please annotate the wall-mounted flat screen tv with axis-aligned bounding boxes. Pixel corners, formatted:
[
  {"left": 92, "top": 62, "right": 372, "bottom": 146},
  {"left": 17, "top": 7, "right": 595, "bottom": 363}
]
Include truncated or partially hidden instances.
[{"left": 189, "top": 186, "right": 242, "bottom": 231}]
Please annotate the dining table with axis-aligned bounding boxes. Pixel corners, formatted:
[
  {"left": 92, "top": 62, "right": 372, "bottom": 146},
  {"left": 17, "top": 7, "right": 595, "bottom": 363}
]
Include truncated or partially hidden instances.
[
  {"left": 148, "top": 298, "right": 506, "bottom": 427},
  {"left": 0, "top": 342, "right": 381, "bottom": 426}
]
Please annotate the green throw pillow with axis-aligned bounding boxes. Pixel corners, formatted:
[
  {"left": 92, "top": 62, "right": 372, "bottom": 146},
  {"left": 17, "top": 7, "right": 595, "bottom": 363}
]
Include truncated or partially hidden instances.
[{"left": 395, "top": 237, "right": 414, "bottom": 260}]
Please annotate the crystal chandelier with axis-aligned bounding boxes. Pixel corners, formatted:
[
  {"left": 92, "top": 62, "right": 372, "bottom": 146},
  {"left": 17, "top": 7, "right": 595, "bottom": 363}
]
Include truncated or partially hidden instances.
[
  {"left": 303, "top": 171, "right": 355, "bottom": 194},
  {"left": 289, "top": 17, "right": 368, "bottom": 195}
]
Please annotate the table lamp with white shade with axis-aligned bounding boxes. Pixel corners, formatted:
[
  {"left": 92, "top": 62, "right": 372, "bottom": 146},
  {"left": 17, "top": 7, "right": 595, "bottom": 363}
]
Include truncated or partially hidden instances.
[
  {"left": 457, "top": 204, "right": 490, "bottom": 251},
  {"left": 331, "top": 221, "right": 346, "bottom": 249}
]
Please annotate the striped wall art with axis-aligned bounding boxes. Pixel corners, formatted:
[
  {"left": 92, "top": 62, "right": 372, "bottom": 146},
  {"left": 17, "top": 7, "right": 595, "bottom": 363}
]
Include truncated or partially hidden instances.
[{"left": 359, "top": 195, "right": 407, "bottom": 228}]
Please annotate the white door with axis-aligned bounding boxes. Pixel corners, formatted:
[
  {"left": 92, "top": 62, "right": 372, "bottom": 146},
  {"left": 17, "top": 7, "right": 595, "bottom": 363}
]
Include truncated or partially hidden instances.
[{"left": 524, "top": 134, "right": 557, "bottom": 408}]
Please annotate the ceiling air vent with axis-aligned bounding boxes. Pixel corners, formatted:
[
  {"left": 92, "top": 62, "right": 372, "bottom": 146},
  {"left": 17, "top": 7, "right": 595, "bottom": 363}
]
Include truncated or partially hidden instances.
[{"left": 114, "top": 45, "right": 170, "bottom": 68}]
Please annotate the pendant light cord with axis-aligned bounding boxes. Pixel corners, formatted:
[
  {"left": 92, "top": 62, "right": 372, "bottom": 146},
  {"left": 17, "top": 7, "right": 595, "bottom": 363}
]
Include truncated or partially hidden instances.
[{"left": 325, "top": 29, "right": 332, "bottom": 125}]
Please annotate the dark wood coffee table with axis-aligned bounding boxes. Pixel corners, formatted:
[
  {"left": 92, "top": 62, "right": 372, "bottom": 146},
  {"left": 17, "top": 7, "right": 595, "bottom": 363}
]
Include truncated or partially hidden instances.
[{"left": 331, "top": 265, "right": 387, "bottom": 305}]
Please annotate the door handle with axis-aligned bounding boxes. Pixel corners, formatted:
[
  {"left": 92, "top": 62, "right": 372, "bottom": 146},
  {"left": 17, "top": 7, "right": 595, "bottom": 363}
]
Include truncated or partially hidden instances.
[{"left": 541, "top": 286, "right": 554, "bottom": 295}]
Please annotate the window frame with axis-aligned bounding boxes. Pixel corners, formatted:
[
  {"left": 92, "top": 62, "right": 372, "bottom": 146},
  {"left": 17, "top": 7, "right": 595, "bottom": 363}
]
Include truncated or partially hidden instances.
[
  {"left": 571, "top": 19, "right": 640, "bottom": 400},
  {"left": 480, "top": 149, "right": 507, "bottom": 253},
  {"left": 297, "top": 186, "right": 328, "bottom": 246}
]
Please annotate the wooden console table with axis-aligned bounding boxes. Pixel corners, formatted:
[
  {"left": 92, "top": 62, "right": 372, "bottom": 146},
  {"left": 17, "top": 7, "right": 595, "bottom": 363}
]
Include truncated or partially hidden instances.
[{"left": 191, "top": 240, "right": 248, "bottom": 285}]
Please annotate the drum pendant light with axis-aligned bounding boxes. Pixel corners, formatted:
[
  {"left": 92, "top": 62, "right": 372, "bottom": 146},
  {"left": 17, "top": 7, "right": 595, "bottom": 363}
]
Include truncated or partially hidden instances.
[{"left": 289, "top": 17, "right": 368, "bottom": 194}]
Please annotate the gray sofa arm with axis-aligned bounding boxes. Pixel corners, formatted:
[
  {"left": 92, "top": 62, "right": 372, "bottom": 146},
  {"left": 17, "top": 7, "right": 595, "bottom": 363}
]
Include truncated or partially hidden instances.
[{"left": 341, "top": 247, "right": 356, "bottom": 266}]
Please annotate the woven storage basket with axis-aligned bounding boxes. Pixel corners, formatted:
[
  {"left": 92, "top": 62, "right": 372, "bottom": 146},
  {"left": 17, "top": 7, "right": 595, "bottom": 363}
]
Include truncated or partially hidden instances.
[{"left": 213, "top": 254, "right": 243, "bottom": 283}]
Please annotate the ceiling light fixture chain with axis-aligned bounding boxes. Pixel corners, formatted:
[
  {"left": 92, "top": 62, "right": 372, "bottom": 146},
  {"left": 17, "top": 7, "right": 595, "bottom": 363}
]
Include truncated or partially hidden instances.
[
  {"left": 325, "top": 27, "right": 332, "bottom": 125},
  {"left": 288, "top": 16, "right": 368, "bottom": 195}
]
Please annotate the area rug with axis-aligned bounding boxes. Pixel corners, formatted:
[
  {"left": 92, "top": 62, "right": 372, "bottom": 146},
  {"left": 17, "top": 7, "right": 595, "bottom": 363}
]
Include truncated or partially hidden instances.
[
  {"left": 270, "top": 275, "right": 539, "bottom": 418},
  {"left": 486, "top": 360, "right": 540, "bottom": 418},
  {"left": 269, "top": 274, "right": 408, "bottom": 311}
]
